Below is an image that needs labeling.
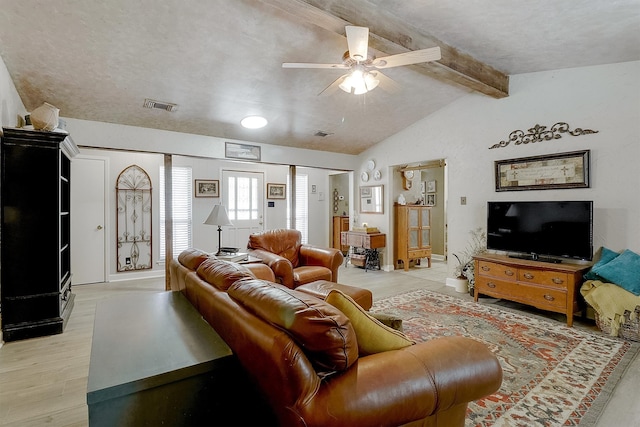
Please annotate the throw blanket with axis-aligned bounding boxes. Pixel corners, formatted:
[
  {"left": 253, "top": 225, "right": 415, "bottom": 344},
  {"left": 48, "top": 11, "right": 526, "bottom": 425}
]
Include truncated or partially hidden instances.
[{"left": 581, "top": 280, "right": 640, "bottom": 336}]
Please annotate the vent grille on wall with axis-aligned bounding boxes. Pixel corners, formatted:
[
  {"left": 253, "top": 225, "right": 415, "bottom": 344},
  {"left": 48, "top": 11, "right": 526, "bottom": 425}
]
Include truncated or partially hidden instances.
[
  {"left": 143, "top": 99, "right": 178, "bottom": 112},
  {"left": 314, "top": 130, "right": 333, "bottom": 137}
]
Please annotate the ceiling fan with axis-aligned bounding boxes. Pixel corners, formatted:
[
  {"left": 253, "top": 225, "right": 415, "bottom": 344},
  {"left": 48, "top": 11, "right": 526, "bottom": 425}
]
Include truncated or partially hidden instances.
[{"left": 282, "top": 26, "right": 441, "bottom": 95}]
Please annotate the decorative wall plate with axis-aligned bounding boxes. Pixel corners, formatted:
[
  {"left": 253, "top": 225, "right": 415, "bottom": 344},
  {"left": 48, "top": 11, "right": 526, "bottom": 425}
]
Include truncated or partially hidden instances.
[
  {"left": 361, "top": 171, "right": 369, "bottom": 182},
  {"left": 373, "top": 169, "right": 382, "bottom": 180},
  {"left": 366, "top": 159, "right": 375, "bottom": 171}
]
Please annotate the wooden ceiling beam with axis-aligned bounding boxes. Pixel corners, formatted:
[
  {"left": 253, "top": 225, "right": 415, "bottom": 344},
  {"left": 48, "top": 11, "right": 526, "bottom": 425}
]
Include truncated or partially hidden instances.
[{"left": 262, "top": 0, "right": 509, "bottom": 98}]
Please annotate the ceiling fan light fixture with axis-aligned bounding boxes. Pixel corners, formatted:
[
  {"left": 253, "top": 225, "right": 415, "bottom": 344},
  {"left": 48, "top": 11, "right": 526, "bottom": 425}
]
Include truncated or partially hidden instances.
[
  {"left": 241, "top": 115, "right": 268, "bottom": 129},
  {"left": 339, "top": 69, "right": 379, "bottom": 95}
]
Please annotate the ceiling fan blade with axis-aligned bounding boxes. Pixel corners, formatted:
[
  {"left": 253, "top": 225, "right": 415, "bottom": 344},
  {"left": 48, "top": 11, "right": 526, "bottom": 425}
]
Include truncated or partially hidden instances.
[
  {"left": 373, "top": 47, "right": 441, "bottom": 69},
  {"left": 283, "top": 62, "right": 349, "bottom": 69},
  {"left": 371, "top": 71, "right": 401, "bottom": 93},
  {"left": 345, "top": 26, "right": 369, "bottom": 61},
  {"left": 318, "top": 74, "right": 348, "bottom": 96}
]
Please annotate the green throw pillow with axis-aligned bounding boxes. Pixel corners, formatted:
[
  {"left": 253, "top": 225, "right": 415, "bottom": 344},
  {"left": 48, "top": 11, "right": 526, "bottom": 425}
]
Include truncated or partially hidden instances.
[
  {"left": 325, "top": 289, "right": 415, "bottom": 356},
  {"left": 592, "top": 249, "right": 640, "bottom": 295},
  {"left": 584, "top": 247, "right": 620, "bottom": 281}
]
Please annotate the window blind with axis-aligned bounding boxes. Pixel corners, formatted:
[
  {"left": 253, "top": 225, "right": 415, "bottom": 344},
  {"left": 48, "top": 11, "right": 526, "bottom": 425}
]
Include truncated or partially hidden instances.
[
  {"left": 288, "top": 174, "right": 308, "bottom": 243},
  {"left": 159, "top": 166, "right": 192, "bottom": 260}
]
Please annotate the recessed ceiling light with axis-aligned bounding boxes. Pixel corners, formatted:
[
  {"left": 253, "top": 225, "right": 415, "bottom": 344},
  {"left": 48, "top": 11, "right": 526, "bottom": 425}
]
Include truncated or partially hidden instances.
[{"left": 241, "top": 116, "right": 268, "bottom": 129}]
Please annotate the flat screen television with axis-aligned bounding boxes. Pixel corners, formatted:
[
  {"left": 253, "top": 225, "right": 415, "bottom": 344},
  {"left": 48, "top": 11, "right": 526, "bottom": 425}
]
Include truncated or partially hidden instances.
[{"left": 487, "top": 201, "right": 593, "bottom": 262}]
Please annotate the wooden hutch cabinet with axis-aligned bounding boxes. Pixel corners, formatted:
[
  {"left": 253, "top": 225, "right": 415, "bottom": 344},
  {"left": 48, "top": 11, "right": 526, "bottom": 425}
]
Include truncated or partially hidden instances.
[
  {"left": 394, "top": 205, "right": 432, "bottom": 270},
  {"left": 1, "top": 127, "right": 78, "bottom": 341}
]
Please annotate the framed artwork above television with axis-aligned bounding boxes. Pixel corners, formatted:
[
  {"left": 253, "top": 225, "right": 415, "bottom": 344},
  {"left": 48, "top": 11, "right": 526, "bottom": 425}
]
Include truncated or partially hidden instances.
[{"left": 495, "top": 150, "right": 590, "bottom": 191}]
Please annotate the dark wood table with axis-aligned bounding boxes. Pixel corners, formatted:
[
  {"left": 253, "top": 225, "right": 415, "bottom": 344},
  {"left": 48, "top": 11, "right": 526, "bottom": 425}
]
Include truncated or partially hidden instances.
[{"left": 87, "top": 291, "right": 275, "bottom": 426}]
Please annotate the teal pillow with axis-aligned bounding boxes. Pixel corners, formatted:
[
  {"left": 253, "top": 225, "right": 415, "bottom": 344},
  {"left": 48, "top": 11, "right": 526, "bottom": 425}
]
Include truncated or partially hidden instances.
[
  {"left": 584, "top": 247, "right": 620, "bottom": 280},
  {"left": 592, "top": 249, "right": 640, "bottom": 295}
]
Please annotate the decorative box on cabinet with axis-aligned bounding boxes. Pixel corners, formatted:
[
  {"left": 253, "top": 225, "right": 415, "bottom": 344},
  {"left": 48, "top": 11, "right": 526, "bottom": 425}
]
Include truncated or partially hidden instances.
[
  {"left": 394, "top": 205, "right": 432, "bottom": 271},
  {"left": 473, "top": 253, "right": 590, "bottom": 327},
  {"left": 332, "top": 216, "right": 349, "bottom": 253},
  {"left": 1, "top": 127, "right": 78, "bottom": 341}
]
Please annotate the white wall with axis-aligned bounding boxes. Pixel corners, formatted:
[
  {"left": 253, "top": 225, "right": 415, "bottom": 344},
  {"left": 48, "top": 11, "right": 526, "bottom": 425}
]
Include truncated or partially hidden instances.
[
  {"left": 2, "top": 53, "right": 637, "bottom": 281},
  {"left": 0, "top": 57, "right": 26, "bottom": 130},
  {"left": 77, "top": 148, "right": 340, "bottom": 280},
  {"left": 63, "top": 118, "right": 358, "bottom": 171},
  {"left": 359, "top": 61, "right": 640, "bottom": 275}
]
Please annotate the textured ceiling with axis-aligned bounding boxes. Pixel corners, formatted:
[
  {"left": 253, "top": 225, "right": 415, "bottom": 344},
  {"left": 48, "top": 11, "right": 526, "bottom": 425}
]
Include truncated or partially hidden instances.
[{"left": 1, "top": 0, "right": 638, "bottom": 155}]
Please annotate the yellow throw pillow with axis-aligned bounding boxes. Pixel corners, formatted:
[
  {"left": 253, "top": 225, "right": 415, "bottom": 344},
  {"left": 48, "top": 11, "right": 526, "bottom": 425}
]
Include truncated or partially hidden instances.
[{"left": 325, "top": 289, "right": 415, "bottom": 356}]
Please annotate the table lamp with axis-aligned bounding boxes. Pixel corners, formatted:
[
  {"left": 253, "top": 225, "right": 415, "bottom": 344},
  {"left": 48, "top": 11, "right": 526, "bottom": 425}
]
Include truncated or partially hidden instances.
[{"left": 203, "top": 204, "right": 233, "bottom": 255}]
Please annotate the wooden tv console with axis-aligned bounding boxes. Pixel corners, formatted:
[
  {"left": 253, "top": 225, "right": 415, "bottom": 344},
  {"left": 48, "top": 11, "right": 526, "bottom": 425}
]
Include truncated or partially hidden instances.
[{"left": 473, "top": 253, "right": 591, "bottom": 327}]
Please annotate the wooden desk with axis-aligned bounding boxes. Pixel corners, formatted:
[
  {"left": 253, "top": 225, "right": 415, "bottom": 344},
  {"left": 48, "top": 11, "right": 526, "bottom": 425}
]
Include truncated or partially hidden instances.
[
  {"left": 87, "top": 291, "right": 275, "bottom": 426},
  {"left": 341, "top": 231, "right": 386, "bottom": 271}
]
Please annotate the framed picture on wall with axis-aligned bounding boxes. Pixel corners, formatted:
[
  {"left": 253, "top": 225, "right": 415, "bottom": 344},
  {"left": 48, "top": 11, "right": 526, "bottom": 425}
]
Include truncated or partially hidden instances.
[
  {"left": 267, "top": 183, "right": 286, "bottom": 199},
  {"left": 225, "top": 142, "right": 261, "bottom": 161},
  {"left": 426, "top": 193, "right": 436, "bottom": 207},
  {"left": 427, "top": 180, "right": 436, "bottom": 193},
  {"left": 195, "top": 179, "right": 219, "bottom": 197},
  {"left": 495, "top": 150, "right": 590, "bottom": 191}
]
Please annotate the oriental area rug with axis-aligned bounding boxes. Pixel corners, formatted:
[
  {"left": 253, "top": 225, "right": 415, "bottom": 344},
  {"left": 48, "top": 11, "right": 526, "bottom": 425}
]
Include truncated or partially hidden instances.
[{"left": 372, "top": 289, "right": 639, "bottom": 427}]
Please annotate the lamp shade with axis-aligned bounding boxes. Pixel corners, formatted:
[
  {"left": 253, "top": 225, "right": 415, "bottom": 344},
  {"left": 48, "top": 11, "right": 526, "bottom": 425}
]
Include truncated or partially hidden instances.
[
  {"left": 339, "top": 69, "right": 379, "bottom": 95},
  {"left": 203, "top": 204, "right": 233, "bottom": 226}
]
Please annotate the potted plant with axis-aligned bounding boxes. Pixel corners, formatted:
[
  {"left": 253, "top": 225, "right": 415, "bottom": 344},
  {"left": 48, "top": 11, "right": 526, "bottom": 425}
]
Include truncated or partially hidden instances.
[
  {"left": 452, "top": 228, "right": 487, "bottom": 296},
  {"left": 449, "top": 255, "right": 470, "bottom": 293}
]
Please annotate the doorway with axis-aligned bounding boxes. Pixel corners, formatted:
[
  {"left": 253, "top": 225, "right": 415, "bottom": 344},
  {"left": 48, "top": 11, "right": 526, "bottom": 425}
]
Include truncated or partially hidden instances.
[
  {"left": 419, "top": 164, "right": 446, "bottom": 257},
  {"left": 71, "top": 156, "right": 108, "bottom": 284},
  {"left": 393, "top": 159, "right": 448, "bottom": 260},
  {"left": 329, "top": 172, "right": 351, "bottom": 251},
  {"left": 221, "top": 170, "right": 265, "bottom": 250}
]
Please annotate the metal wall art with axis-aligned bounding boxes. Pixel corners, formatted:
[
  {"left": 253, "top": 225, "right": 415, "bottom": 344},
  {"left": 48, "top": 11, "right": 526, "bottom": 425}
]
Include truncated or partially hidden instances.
[
  {"left": 116, "top": 165, "right": 152, "bottom": 271},
  {"left": 489, "top": 122, "right": 598, "bottom": 149},
  {"left": 495, "top": 150, "right": 590, "bottom": 192}
]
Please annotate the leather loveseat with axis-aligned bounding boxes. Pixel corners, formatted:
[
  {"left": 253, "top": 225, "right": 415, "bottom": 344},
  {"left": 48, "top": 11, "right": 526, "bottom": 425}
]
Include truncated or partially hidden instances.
[{"left": 169, "top": 249, "right": 503, "bottom": 427}]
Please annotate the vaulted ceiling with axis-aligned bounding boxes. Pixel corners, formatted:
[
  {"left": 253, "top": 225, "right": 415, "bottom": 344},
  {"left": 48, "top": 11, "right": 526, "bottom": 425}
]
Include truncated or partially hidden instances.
[{"left": 1, "top": 0, "right": 638, "bottom": 155}]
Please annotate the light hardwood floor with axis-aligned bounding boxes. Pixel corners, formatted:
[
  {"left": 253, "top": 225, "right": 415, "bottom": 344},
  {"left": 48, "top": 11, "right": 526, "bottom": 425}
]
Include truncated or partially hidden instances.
[{"left": 0, "top": 260, "right": 638, "bottom": 426}]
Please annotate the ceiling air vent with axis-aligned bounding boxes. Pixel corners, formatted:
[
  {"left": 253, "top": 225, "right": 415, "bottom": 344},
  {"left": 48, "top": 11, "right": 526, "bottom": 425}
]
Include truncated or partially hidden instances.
[
  {"left": 314, "top": 130, "right": 333, "bottom": 137},
  {"left": 143, "top": 98, "right": 178, "bottom": 112}
]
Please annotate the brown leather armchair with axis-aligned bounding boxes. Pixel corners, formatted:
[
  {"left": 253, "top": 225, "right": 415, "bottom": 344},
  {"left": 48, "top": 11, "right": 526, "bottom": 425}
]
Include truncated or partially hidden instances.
[{"left": 247, "top": 228, "right": 343, "bottom": 288}]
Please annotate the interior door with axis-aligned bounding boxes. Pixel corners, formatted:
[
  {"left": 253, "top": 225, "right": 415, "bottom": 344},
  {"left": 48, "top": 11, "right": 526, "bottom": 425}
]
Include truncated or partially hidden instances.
[
  {"left": 221, "top": 170, "right": 264, "bottom": 250},
  {"left": 71, "top": 156, "right": 107, "bottom": 284}
]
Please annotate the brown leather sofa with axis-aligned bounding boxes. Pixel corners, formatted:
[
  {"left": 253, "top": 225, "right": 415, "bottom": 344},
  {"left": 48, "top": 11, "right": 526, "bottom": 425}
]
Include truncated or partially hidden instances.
[
  {"left": 169, "top": 249, "right": 503, "bottom": 427},
  {"left": 246, "top": 228, "right": 343, "bottom": 288}
]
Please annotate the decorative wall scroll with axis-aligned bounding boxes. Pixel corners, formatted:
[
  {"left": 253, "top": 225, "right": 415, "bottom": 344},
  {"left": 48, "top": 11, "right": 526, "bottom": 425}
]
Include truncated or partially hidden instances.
[
  {"left": 116, "top": 165, "right": 152, "bottom": 271},
  {"left": 495, "top": 150, "right": 590, "bottom": 192},
  {"left": 489, "top": 122, "right": 598, "bottom": 149}
]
